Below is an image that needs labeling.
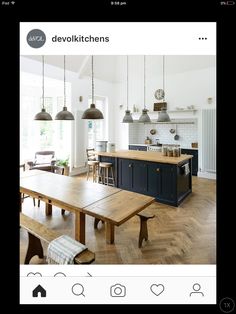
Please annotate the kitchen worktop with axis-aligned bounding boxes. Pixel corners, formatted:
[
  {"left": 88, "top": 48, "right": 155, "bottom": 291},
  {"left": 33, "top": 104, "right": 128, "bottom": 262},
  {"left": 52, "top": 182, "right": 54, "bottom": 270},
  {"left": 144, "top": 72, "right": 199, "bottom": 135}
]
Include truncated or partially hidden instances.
[{"left": 97, "top": 150, "right": 192, "bottom": 165}]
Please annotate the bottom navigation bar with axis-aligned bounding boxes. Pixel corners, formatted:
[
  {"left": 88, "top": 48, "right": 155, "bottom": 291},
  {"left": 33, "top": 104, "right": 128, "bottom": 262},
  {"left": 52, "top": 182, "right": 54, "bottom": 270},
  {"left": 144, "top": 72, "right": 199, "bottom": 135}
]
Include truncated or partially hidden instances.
[{"left": 20, "top": 276, "right": 216, "bottom": 304}]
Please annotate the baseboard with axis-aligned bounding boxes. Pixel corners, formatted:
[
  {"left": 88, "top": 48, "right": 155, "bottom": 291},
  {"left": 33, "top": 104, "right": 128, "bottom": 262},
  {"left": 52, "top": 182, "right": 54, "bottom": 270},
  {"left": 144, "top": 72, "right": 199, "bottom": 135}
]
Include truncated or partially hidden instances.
[{"left": 198, "top": 171, "right": 216, "bottom": 180}]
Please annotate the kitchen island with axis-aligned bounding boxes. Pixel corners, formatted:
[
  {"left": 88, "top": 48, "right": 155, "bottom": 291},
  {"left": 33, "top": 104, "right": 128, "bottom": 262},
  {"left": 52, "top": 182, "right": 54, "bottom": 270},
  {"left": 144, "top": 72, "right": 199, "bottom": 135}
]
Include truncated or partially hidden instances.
[{"left": 97, "top": 150, "right": 193, "bottom": 206}]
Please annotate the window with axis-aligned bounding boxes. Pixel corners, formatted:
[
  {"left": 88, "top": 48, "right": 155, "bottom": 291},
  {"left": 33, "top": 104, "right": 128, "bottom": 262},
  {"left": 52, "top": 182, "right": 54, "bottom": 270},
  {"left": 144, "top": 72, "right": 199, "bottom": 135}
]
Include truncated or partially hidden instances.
[
  {"left": 20, "top": 72, "right": 72, "bottom": 163},
  {"left": 87, "top": 96, "right": 107, "bottom": 148}
]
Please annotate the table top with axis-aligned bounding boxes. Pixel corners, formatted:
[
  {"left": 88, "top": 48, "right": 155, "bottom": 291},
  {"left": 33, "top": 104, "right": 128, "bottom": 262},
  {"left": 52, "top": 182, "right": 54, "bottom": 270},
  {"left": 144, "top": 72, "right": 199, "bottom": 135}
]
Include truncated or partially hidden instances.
[
  {"left": 83, "top": 190, "right": 155, "bottom": 226},
  {"left": 20, "top": 169, "right": 48, "bottom": 178},
  {"left": 20, "top": 170, "right": 121, "bottom": 211},
  {"left": 20, "top": 170, "right": 155, "bottom": 225}
]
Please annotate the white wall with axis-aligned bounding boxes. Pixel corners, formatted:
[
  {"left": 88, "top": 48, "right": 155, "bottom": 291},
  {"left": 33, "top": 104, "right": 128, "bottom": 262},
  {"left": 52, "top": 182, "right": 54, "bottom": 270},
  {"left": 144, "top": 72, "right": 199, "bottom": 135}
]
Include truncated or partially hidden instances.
[{"left": 129, "top": 121, "right": 198, "bottom": 149}]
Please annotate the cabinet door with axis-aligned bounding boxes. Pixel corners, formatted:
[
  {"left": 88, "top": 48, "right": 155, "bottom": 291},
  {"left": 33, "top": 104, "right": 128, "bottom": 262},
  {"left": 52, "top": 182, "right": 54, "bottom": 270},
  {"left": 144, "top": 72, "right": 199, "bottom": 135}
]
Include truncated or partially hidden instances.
[
  {"left": 147, "top": 162, "right": 175, "bottom": 201},
  {"left": 132, "top": 161, "right": 148, "bottom": 193},
  {"left": 160, "top": 164, "right": 175, "bottom": 201},
  {"left": 118, "top": 158, "right": 132, "bottom": 190},
  {"left": 147, "top": 162, "right": 161, "bottom": 197}
]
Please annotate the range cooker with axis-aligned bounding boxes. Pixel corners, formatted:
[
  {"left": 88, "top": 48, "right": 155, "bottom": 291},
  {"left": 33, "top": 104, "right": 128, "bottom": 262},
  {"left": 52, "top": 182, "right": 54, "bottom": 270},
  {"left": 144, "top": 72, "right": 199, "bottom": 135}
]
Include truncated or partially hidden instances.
[{"left": 147, "top": 145, "right": 162, "bottom": 152}]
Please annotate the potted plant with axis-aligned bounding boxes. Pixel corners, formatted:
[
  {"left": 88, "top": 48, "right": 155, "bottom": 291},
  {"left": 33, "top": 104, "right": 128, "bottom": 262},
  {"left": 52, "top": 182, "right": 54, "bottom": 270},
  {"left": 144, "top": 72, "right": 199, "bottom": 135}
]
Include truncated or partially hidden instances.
[{"left": 56, "top": 157, "right": 70, "bottom": 176}]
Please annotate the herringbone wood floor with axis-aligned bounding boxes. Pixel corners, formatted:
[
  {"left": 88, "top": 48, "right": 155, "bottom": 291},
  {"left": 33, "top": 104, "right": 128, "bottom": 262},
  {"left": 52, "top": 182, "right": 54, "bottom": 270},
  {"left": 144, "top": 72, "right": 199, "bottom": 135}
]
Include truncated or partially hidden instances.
[{"left": 20, "top": 175, "right": 216, "bottom": 264}]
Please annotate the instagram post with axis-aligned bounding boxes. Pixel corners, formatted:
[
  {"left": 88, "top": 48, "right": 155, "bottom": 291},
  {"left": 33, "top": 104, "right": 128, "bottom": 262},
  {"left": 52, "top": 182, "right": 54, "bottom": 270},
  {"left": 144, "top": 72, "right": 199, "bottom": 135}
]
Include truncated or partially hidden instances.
[{"left": 18, "top": 21, "right": 218, "bottom": 305}]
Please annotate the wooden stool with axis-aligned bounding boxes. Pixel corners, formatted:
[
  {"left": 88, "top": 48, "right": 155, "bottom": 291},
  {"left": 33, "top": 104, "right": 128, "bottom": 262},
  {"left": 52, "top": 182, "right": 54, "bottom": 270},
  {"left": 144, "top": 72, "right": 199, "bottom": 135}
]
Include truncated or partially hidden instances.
[
  {"left": 98, "top": 162, "right": 115, "bottom": 186},
  {"left": 87, "top": 161, "right": 99, "bottom": 182},
  {"left": 137, "top": 212, "right": 155, "bottom": 248}
]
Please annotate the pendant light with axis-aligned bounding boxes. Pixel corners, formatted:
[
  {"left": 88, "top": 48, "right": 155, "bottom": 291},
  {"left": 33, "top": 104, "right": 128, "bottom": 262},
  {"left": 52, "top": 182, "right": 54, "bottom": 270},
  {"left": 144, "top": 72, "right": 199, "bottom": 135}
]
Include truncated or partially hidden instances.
[
  {"left": 34, "top": 56, "right": 53, "bottom": 121},
  {"left": 55, "top": 55, "right": 74, "bottom": 120},
  {"left": 82, "top": 55, "right": 104, "bottom": 120},
  {"left": 122, "top": 56, "right": 133, "bottom": 123},
  {"left": 157, "top": 55, "right": 171, "bottom": 122},
  {"left": 139, "top": 55, "right": 151, "bottom": 123}
]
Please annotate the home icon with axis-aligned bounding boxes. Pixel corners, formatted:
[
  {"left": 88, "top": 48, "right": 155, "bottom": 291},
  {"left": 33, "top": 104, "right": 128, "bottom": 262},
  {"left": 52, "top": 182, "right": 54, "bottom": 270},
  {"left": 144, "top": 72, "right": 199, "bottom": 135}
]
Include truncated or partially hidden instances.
[{"left": 32, "top": 285, "right": 46, "bottom": 298}]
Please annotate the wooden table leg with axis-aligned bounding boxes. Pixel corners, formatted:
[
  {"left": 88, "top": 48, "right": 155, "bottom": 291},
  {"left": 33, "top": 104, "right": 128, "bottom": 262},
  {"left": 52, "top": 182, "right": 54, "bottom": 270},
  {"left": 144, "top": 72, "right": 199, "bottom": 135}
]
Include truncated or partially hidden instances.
[
  {"left": 105, "top": 223, "right": 115, "bottom": 244},
  {"left": 75, "top": 211, "right": 86, "bottom": 244},
  {"left": 45, "top": 203, "right": 52, "bottom": 216}
]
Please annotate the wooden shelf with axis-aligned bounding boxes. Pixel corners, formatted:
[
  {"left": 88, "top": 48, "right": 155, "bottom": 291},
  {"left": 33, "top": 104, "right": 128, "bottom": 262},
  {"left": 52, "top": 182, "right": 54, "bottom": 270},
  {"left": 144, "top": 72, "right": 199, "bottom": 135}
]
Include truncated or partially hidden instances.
[
  {"left": 131, "top": 120, "right": 195, "bottom": 125},
  {"left": 168, "top": 109, "right": 197, "bottom": 113}
]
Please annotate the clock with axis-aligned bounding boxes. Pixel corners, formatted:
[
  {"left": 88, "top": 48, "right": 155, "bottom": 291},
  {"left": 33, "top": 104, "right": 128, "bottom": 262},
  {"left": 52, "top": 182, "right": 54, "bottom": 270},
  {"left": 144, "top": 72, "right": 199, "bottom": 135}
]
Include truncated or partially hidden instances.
[{"left": 154, "top": 89, "right": 165, "bottom": 100}]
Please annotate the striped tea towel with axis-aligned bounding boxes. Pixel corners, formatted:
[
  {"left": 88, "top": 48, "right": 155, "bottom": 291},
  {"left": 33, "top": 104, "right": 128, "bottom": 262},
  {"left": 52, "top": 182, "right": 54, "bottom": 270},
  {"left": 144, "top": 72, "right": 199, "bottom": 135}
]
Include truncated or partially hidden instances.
[
  {"left": 47, "top": 235, "right": 87, "bottom": 264},
  {"left": 183, "top": 163, "right": 190, "bottom": 175}
]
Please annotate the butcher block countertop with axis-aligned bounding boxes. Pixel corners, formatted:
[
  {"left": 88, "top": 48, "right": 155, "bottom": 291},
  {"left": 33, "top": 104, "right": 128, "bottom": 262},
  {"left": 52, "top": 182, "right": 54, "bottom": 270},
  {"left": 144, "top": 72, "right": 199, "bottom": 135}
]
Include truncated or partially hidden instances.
[{"left": 97, "top": 150, "right": 192, "bottom": 165}]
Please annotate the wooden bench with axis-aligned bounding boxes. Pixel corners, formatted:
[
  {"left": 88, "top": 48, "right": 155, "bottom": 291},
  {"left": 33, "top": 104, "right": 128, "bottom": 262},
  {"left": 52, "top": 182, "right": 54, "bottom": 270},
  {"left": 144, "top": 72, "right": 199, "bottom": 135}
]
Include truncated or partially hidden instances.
[
  {"left": 20, "top": 213, "right": 95, "bottom": 264},
  {"left": 94, "top": 211, "right": 155, "bottom": 248}
]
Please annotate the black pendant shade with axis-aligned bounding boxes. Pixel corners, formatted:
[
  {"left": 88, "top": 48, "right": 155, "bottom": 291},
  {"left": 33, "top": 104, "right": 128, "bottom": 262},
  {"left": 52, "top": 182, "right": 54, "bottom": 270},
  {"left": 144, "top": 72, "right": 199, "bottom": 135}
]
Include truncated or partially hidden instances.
[
  {"left": 55, "top": 56, "right": 74, "bottom": 120},
  {"left": 55, "top": 106, "right": 75, "bottom": 120},
  {"left": 34, "top": 56, "right": 53, "bottom": 121},
  {"left": 34, "top": 108, "right": 52, "bottom": 121},
  {"left": 122, "top": 56, "right": 133, "bottom": 123},
  {"left": 138, "top": 55, "right": 151, "bottom": 123},
  {"left": 82, "top": 104, "right": 104, "bottom": 119},
  {"left": 82, "top": 56, "right": 104, "bottom": 120}
]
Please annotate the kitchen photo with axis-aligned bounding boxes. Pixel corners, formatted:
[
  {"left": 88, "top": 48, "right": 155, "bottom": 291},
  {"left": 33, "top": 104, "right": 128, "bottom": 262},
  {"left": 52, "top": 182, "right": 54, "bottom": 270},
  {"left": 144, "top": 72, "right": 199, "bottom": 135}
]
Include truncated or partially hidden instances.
[{"left": 20, "top": 55, "right": 216, "bottom": 265}]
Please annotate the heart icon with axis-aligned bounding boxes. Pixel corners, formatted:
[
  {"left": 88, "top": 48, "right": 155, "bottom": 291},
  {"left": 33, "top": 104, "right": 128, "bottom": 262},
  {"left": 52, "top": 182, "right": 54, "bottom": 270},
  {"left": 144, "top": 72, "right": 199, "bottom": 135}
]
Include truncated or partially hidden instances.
[
  {"left": 150, "top": 284, "right": 165, "bottom": 296},
  {"left": 27, "top": 272, "right": 42, "bottom": 277}
]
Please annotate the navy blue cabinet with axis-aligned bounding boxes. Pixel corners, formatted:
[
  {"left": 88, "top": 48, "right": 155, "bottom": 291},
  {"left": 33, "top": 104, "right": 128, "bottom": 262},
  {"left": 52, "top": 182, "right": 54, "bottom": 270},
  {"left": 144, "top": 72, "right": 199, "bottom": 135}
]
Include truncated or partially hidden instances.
[
  {"left": 118, "top": 158, "right": 182, "bottom": 206},
  {"left": 118, "top": 159, "right": 148, "bottom": 193},
  {"left": 129, "top": 145, "right": 147, "bottom": 151},
  {"left": 181, "top": 149, "right": 198, "bottom": 176},
  {"left": 100, "top": 155, "right": 192, "bottom": 207},
  {"left": 146, "top": 162, "right": 161, "bottom": 197},
  {"left": 132, "top": 160, "right": 148, "bottom": 193},
  {"left": 146, "top": 162, "right": 175, "bottom": 204},
  {"left": 118, "top": 158, "right": 133, "bottom": 190}
]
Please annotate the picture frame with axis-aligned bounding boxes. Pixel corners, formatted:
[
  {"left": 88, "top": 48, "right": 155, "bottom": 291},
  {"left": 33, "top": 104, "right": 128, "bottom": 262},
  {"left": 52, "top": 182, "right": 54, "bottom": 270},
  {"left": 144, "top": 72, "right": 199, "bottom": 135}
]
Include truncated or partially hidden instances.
[{"left": 153, "top": 102, "right": 167, "bottom": 111}]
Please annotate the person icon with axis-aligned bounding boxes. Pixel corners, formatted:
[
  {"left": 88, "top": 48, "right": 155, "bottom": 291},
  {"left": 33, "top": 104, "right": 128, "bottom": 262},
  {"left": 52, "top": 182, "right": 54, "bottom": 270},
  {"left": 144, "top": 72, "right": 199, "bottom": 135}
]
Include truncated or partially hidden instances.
[{"left": 189, "top": 283, "right": 204, "bottom": 297}]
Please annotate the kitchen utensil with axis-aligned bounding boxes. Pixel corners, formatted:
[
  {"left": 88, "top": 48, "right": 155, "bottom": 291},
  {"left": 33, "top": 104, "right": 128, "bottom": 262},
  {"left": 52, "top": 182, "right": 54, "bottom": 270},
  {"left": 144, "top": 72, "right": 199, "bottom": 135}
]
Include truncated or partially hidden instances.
[
  {"left": 170, "top": 128, "right": 175, "bottom": 134},
  {"left": 150, "top": 129, "right": 156, "bottom": 135},
  {"left": 174, "top": 125, "right": 179, "bottom": 140},
  {"left": 191, "top": 142, "right": 198, "bottom": 148},
  {"left": 145, "top": 136, "right": 152, "bottom": 144}
]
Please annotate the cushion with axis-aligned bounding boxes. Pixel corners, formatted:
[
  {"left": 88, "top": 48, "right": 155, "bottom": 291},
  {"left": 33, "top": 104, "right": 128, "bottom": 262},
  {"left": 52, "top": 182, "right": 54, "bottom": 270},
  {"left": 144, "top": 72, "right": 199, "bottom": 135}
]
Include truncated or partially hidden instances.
[
  {"left": 35, "top": 154, "right": 53, "bottom": 165},
  {"left": 88, "top": 156, "right": 97, "bottom": 161}
]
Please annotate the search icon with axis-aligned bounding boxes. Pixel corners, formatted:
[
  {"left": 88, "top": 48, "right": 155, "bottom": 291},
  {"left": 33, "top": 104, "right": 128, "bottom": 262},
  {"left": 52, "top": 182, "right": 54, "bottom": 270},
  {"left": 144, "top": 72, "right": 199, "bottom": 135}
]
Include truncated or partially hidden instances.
[{"left": 71, "top": 283, "right": 85, "bottom": 297}]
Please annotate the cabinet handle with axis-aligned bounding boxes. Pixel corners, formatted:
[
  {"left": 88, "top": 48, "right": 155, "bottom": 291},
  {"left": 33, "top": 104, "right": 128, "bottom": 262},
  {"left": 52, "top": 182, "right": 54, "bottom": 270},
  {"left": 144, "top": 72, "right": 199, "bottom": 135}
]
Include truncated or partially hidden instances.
[
  {"left": 156, "top": 168, "right": 160, "bottom": 172},
  {"left": 129, "top": 164, "right": 132, "bottom": 168}
]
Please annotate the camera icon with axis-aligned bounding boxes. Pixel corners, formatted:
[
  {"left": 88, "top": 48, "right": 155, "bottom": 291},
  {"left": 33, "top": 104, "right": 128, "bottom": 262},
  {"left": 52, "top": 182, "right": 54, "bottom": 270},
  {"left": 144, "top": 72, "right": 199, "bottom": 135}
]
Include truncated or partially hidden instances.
[{"left": 110, "top": 283, "right": 126, "bottom": 297}]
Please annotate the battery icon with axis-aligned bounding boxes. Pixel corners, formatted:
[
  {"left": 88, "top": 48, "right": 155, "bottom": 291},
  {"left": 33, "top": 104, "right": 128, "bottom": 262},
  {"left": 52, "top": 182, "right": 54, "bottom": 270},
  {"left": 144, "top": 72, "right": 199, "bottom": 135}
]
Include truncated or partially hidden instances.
[{"left": 226, "top": 1, "right": 235, "bottom": 4}]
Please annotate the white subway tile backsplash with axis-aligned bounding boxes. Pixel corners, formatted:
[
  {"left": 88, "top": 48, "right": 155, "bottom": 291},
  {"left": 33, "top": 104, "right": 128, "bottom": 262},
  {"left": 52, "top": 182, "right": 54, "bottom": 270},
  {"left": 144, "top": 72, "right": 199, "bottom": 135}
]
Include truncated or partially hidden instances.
[{"left": 129, "top": 121, "right": 198, "bottom": 148}]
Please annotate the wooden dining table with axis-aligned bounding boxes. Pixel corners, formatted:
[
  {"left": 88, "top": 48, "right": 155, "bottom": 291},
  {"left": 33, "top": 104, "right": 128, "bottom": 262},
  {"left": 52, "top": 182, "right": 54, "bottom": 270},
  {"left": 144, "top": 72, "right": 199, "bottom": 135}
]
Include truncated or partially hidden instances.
[{"left": 20, "top": 170, "right": 155, "bottom": 244}]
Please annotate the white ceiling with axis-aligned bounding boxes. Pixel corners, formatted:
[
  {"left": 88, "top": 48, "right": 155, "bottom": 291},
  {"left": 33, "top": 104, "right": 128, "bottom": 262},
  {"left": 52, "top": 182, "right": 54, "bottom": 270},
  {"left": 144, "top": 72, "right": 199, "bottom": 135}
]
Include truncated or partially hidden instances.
[{"left": 24, "top": 55, "right": 216, "bottom": 83}]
